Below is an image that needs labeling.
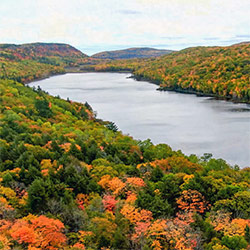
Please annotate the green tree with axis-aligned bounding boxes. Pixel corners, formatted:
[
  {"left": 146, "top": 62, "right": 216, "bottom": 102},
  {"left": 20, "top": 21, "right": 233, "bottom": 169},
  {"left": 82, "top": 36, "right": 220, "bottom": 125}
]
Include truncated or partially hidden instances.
[
  {"left": 35, "top": 98, "right": 53, "bottom": 118},
  {"left": 221, "top": 236, "right": 247, "bottom": 250},
  {"left": 28, "top": 178, "right": 48, "bottom": 212}
]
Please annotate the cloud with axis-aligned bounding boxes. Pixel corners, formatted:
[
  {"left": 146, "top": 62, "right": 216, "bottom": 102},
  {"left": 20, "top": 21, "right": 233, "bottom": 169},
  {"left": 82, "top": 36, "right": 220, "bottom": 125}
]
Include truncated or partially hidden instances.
[
  {"left": 118, "top": 10, "right": 142, "bottom": 15},
  {"left": 203, "top": 37, "right": 220, "bottom": 41},
  {"left": 0, "top": 0, "right": 249, "bottom": 53},
  {"left": 160, "top": 37, "right": 184, "bottom": 40},
  {"left": 219, "top": 38, "right": 249, "bottom": 44},
  {"left": 235, "top": 34, "right": 250, "bottom": 39}
]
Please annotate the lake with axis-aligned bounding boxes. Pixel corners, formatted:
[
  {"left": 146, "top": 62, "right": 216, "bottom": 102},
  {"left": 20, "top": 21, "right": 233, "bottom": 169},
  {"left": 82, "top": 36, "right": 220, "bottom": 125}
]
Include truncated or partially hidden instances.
[{"left": 29, "top": 73, "right": 250, "bottom": 167}]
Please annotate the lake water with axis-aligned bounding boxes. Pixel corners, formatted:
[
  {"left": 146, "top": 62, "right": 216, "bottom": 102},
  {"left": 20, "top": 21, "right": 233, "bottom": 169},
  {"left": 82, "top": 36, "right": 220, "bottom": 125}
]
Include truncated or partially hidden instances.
[{"left": 30, "top": 73, "right": 250, "bottom": 167}]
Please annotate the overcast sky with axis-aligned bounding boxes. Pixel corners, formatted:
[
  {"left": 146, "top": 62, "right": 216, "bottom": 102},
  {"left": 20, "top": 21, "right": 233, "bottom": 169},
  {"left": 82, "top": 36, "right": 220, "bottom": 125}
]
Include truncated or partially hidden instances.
[{"left": 1, "top": 0, "right": 250, "bottom": 55}]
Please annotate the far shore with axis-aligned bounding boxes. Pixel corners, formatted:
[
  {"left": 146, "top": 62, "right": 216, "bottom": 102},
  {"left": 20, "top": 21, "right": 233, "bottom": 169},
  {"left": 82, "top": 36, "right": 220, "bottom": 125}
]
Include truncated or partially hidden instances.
[{"left": 27, "top": 66, "right": 250, "bottom": 105}]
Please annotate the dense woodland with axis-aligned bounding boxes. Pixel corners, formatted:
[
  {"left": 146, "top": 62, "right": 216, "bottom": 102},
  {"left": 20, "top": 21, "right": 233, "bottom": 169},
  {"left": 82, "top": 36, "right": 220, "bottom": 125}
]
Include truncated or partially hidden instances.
[
  {"left": 0, "top": 43, "right": 89, "bottom": 83},
  {"left": 0, "top": 43, "right": 250, "bottom": 250},
  {"left": 88, "top": 43, "right": 250, "bottom": 103}
]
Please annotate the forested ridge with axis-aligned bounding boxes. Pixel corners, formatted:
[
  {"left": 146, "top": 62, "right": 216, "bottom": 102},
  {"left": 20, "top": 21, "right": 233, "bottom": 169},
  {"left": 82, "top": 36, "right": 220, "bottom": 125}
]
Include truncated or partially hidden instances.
[
  {"left": 88, "top": 42, "right": 250, "bottom": 103},
  {"left": 0, "top": 43, "right": 88, "bottom": 83},
  {"left": 0, "top": 43, "right": 250, "bottom": 250},
  {"left": 91, "top": 47, "right": 173, "bottom": 60}
]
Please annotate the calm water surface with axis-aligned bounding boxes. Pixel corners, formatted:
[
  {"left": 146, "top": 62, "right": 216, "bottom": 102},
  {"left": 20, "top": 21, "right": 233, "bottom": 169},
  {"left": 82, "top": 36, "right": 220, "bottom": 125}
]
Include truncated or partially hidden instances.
[{"left": 30, "top": 73, "right": 250, "bottom": 167}]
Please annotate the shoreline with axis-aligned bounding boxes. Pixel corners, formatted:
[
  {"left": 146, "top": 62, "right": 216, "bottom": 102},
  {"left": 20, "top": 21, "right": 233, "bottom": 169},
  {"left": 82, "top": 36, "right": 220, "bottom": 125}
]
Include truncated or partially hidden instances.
[
  {"left": 130, "top": 73, "right": 250, "bottom": 105},
  {"left": 24, "top": 71, "right": 66, "bottom": 85},
  {"left": 26, "top": 67, "right": 250, "bottom": 105}
]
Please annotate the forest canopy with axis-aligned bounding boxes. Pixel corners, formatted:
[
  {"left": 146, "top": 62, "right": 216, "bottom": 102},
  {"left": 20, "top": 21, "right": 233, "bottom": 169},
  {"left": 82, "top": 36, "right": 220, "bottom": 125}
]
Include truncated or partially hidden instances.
[{"left": 0, "top": 43, "right": 249, "bottom": 250}]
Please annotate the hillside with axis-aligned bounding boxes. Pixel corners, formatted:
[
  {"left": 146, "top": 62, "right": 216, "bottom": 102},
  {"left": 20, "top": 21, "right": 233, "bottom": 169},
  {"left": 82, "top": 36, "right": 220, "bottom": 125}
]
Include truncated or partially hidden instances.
[
  {"left": 134, "top": 43, "right": 250, "bottom": 102},
  {"left": 0, "top": 43, "right": 250, "bottom": 250},
  {"left": 87, "top": 43, "right": 250, "bottom": 103},
  {"left": 91, "top": 47, "right": 173, "bottom": 59},
  {"left": 0, "top": 43, "right": 88, "bottom": 59},
  {"left": 0, "top": 42, "right": 88, "bottom": 82}
]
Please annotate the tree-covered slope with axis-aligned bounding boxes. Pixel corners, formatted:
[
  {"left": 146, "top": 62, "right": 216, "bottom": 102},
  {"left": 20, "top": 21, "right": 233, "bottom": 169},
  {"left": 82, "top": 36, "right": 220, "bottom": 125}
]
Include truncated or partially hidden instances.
[
  {"left": 134, "top": 42, "right": 250, "bottom": 102},
  {"left": 0, "top": 43, "right": 87, "bottom": 59},
  {"left": 87, "top": 43, "right": 250, "bottom": 103},
  {"left": 0, "top": 43, "right": 88, "bottom": 83},
  {"left": 91, "top": 47, "right": 173, "bottom": 59},
  {"left": 0, "top": 44, "right": 249, "bottom": 250}
]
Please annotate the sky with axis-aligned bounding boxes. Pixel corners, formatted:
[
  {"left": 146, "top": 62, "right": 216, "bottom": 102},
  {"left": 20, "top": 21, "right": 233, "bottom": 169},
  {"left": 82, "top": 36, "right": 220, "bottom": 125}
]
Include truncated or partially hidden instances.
[{"left": 1, "top": 0, "right": 250, "bottom": 55}]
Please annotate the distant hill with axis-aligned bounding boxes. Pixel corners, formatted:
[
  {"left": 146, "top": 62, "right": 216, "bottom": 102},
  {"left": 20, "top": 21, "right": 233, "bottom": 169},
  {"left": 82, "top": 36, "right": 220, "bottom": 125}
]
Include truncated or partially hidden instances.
[
  {"left": 0, "top": 42, "right": 88, "bottom": 82},
  {"left": 91, "top": 47, "right": 173, "bottom": 59},
  {"left": 0, "top": 42, "right": 88, "bottom": 63}
]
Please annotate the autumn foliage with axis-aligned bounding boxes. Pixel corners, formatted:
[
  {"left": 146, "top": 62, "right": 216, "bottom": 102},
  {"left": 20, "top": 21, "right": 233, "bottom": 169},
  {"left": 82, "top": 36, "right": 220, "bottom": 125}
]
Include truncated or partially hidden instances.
[
  {"left": 176, "top": 189, "right": 210, "bottom": 214},
  {"left": 0, "top": 42, "right": 249, "bottom": 250},
  {"left": 6, "top": 215, "right": 65, "bottom": 249}
]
